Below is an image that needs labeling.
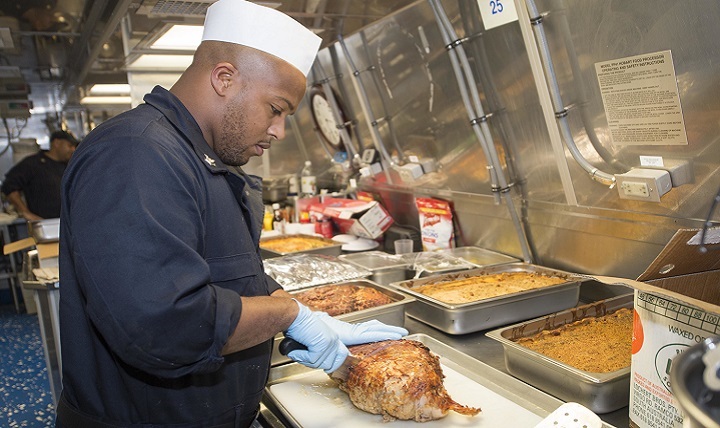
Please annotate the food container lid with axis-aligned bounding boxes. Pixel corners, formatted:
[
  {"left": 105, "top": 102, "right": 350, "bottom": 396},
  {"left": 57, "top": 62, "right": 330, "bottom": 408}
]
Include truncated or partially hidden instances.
[
  {"left": 339, "top": 251, "right": 409, "bottom": 270},
  {"left": 400, "top": 251, "right": 476, "bottom": 274},
  {"left": 437, "top": 246, "right": 519, "bottom": 267}
]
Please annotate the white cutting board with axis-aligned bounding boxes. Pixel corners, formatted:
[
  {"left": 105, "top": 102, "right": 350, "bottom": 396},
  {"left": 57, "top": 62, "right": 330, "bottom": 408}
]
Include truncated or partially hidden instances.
[{"left": 269, "top": 363, "right": 544, "bottom": 427}]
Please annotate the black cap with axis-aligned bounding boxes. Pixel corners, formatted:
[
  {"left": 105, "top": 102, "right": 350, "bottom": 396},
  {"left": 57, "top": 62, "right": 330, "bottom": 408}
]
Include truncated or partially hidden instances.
[{"left": 50, "top": 130, "right": 80, "bottom": 146}]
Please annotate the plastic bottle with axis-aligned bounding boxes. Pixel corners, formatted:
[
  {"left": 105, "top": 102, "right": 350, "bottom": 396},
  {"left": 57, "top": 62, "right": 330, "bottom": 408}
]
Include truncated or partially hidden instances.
[
  {"left": 272, "top": 203, "right": 285, "bottom": 233},
  {"left": 300, "top": 161, "right": 316, "bottom": 198},
  {"left": 287, "top": 175, "right": 299, "bottom": 223},
  {"left": 262, "top": 206, "right": 274, "bottom": 231}
]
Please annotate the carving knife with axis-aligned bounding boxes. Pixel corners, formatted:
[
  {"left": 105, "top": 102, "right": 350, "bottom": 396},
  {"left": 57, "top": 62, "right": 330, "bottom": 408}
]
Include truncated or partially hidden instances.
[{"left": 279, "top": 337, "right": 360, "bottom": 381}]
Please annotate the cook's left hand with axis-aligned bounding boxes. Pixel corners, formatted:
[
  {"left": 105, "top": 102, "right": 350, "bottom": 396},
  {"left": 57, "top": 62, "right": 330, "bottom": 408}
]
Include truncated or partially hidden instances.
[{"left": 314, "top": 312, "right": 408, "bottom": 346}]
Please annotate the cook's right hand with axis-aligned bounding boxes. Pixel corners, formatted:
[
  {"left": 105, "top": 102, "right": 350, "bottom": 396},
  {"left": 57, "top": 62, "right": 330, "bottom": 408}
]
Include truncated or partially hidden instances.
[{"left": 284, "top": 299, "right": 349, "bottom": 373}]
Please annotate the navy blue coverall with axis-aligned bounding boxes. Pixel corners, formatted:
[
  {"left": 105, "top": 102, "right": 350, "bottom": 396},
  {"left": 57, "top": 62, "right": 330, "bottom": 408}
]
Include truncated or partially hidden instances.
[{"left": 57, "top": 86, "right": 281, "bottom": 427}]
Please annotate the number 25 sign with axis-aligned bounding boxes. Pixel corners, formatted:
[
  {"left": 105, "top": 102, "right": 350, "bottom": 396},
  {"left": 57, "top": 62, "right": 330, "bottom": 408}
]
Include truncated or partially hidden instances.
[{"left": 477, "top": 0, "right": 519, "bottom": 30}]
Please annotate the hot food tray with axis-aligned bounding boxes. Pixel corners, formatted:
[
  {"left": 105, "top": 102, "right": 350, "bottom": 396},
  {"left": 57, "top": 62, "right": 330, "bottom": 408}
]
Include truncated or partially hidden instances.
[
  {"left": 389, "top": 263, "right": 582, "bottom": 335},
  {"left": 259, "top": 234, "right": 342, "bottom": 259},
  {"left": 263, "top": 334, "right": 565, "bottom": 428},
  {"left": 271, "top": 279, "right": 415, "bottom": 366},
  {"left": 263, "top": 254, "right": 370, "bottom": 291},
  {"left": 486, "top": 294, "right": 633, "bottom": 414}
]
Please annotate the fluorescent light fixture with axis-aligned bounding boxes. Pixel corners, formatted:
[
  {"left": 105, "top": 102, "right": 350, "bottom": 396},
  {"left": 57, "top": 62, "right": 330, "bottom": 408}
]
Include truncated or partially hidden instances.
[
  {"left": 80, "top": 96, "right": 132, "bottom": 105},
  {"left": 127, "top": 54, "right": 193, "bottom": 70},
  {"left": 89, "top": 84, "right": 131, "bottom": 95},
  {"left": 150, "top": 25, "right": 203, "bottom": 51}
]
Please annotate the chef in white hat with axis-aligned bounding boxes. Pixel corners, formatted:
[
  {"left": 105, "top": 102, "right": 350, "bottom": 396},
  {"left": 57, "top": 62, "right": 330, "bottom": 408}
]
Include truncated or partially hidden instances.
[{"left": 56, "top": 1, "right": 407, "bottom": 427}]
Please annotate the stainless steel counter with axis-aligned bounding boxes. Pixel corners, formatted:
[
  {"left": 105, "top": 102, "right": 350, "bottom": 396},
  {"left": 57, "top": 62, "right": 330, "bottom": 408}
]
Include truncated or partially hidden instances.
[{"left": 258, "top": 279, "right": 633, "bottom": 427}]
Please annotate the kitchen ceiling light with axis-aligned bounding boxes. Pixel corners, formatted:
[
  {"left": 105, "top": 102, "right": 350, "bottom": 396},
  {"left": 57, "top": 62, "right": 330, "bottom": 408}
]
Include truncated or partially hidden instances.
[
  {"left": 127, "top": 54, "right": 193, "bottom": 70},
  {"left": 89, "top": 84, "right": 131, "bottom": 95},
  {"left": 80, "top": 96, "right": 132, "bottom": 105},
  {"left": 150, "top": 25, "right": 203, "bottom": 50}
]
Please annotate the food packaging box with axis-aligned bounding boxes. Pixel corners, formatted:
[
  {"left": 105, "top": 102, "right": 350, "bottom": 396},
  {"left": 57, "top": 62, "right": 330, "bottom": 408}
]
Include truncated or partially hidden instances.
[
  {"left": 389, "top": 263, "right": 582, "bottom": 335},
  {"left": 270, "top": 279, "right": 415, "bottom": 365},
  {"left": 589, "top": 228, "right": 720, "bottom": 428},
  {"left": 308, "top": 198, "right": 393, "bottom": 239},
  {"left": 259, "top": 234, "right": 342, "bottom": 259},
  {"left": 486, "top": 294, "right": 634, "bottom": 414}
]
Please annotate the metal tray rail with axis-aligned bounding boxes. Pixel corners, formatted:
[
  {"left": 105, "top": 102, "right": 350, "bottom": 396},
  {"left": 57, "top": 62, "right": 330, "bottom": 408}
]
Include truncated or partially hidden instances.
[
  {"left": 270, "top": 279, "right": 415, "bottom": 366},
  {"left": 485, "top": 294, "right": 634, "bottom": 414},
  {"left": 388, "top": 263, "right": 583, "bottom": 335},
  {"left": 259, "top": 234, "right": 343, "bottom": 259},
  {"left": 262, "top": 334, "right": 572, "bottom": 428}
]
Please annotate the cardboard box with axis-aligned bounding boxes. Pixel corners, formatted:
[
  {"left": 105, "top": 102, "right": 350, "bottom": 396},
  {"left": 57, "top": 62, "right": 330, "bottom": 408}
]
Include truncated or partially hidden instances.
[
  {"left": 308, "top": 198, "right": 394, "bottom": 239},
  {"left": 592, "top": 228, "right": 720, "bottom": 428},
  {"left": 4, "top": 237, "right": 58, "bottom": 269}
]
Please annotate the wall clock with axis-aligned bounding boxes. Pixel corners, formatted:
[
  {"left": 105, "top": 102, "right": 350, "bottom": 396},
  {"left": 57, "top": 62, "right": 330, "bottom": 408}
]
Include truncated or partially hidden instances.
[{"left": 309, "top": 85, "right": 351, "bottom": 152}]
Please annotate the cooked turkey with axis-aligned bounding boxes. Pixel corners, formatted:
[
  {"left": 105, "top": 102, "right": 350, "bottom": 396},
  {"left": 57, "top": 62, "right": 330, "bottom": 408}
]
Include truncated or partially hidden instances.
[{"left": 334, "top": 339, "right": 481, "bottom": 422}]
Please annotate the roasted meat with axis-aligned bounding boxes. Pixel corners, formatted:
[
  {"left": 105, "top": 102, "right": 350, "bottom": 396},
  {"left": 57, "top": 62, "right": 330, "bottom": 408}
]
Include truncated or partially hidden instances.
[
  {"left": 334, "top": 339, "right": 481, "bottom": 422},
  {"left": 294, "top": 284, "right": 393, "bottom": 316}
]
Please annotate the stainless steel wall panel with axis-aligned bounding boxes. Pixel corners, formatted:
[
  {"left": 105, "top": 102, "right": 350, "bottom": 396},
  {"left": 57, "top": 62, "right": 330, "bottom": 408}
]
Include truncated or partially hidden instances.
[{"left": 252, "top": 0, "right": 720, "bottom": 279}]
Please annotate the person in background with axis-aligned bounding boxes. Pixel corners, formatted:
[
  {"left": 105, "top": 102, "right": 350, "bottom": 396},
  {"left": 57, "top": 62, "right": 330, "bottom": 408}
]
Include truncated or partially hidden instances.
[
  {"left": 56, "top": 1, "right": 407, "bottom": 427},
  {"left": 1, "top": 130, "right": 78, "bottom": 220}
]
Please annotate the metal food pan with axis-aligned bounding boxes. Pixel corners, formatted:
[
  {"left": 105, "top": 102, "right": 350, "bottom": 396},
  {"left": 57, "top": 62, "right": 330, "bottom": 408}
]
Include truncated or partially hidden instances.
[
  {"left": 28, "top": 218, "right": 60, "bottom": 243},
  {"left": 262, "top": 334, "right": 571, "bottom": 428},
  {"left": 388, "top": 263, "right": 582, "bottom": 335},
  {"left": 271, "top": 279, "right": 415, "bottom": 366},
  {"left": 485, "top": 294, "right": 634, "bottom": 414},
  {"left": 259, "top": 234, "right": 342, "bottom": 259},
  {"left": 338, "top": 251, "right": 412, "bottom": 285},
  {"left": 437, "top": 246, "right": 520, "bottom": 268}
]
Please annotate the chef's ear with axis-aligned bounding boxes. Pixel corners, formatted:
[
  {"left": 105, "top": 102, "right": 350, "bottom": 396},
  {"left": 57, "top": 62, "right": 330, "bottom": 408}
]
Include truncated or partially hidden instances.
[{"left": 210, "top": 62, "right": 237, "bottom": 96}]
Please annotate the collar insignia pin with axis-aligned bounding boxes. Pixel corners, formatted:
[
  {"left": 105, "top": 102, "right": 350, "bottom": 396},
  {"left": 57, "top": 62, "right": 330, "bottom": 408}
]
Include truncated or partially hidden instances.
[{"left": 204, "top": 154, "right": 216, "bottom": 166}]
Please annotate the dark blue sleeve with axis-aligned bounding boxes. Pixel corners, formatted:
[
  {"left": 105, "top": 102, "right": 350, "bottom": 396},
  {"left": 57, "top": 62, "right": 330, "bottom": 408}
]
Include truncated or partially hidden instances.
[
  {"left": 1, "top": 156, "right": 34, "bottom": 195},
  {"left": 62, "top": 134, "right": 241, "bottom": 377}
]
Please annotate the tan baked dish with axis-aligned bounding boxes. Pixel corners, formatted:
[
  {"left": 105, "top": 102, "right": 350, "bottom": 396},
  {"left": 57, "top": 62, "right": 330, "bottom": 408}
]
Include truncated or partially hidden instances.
[
  {"left": 411, "top": 272, "right": 567, "bottom": 304},
  {"left": 260, "top": 236, "right": 333, "bottom": 253},
  {"left": 294, "top": 284, "right": 394, "bottom": 316},
  {"left": 514, "top": 308, "right": 633, "bottom": 373}
]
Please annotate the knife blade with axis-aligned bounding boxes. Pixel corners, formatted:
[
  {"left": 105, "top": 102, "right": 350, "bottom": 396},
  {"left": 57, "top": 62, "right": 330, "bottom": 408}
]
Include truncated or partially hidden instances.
[{"left": 279, "top": 337, "right": 360, "bottom": 381}]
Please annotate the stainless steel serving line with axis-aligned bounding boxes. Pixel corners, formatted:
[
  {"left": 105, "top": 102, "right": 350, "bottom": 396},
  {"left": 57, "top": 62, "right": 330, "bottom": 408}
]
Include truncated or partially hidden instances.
[
  {"left": 258, "top": 316, "right": 627, "bottom": 428},
  {"left": 258, "top": 280, "right": 633, "bottom": 428}
]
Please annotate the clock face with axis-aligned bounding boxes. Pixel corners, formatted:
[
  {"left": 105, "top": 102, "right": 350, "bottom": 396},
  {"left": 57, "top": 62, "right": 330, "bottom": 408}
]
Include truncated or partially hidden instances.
[{"left": 311, "top": 93, "right": 342, "bottom": 147}]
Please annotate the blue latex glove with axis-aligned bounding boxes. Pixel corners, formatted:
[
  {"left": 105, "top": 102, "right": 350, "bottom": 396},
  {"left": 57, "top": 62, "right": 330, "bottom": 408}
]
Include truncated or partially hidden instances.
[
  {"left": 315, "top": 312, "right": 408, "bottom": 346},
  {"left": 284, "top": 300, "right": 349, "bottom": 373}
]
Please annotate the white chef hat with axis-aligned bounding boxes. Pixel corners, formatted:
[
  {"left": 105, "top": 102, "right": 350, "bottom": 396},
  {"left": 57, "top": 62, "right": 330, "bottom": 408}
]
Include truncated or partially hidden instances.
[{"left": 202, "top": 0, "right": 321, "bottom": 76}]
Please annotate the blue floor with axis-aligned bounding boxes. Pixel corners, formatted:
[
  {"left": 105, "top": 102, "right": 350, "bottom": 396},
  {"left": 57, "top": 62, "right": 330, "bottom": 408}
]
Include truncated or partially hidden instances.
[{"left": 0, "top": 304, "right": 56, "bottom": 427}]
